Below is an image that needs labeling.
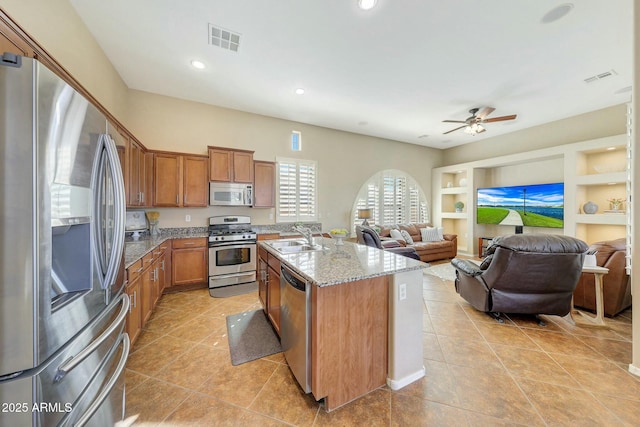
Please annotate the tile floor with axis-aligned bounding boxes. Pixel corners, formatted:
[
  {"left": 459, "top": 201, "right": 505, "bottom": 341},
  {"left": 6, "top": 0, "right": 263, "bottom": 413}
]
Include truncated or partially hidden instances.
[{"left": 125, "top": 263, "right": 638, "bottom": 426}]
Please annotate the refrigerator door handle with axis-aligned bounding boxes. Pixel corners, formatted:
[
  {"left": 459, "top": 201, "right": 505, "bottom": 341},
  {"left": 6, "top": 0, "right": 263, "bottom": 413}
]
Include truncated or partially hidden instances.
[
  {"left": 72, "top": 333, "right": 130, "bottom": 427},
  {"left": 54, "top": 293, "right": 129, "bottom": 382},
  {"left": 101, "top": 133, "right": 126, "bottom": 295}
]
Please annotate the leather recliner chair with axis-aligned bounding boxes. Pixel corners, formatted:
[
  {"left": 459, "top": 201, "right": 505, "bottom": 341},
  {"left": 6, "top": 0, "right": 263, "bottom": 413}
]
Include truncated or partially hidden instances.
[
  {"left": 355, "top": 226, "right": 421, "bottom": 260},
  {"left": 573, "top": 238, "right": 631, "bottom": 317},
  {"left": 451, "top": 234, "right": 588, "bottom": 318}
]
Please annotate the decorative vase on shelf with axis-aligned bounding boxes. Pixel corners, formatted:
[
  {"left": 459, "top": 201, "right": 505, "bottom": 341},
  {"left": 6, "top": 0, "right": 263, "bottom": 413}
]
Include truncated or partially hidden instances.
[{"left": 582, "top": 201, "right": 598, "bottom": 215}]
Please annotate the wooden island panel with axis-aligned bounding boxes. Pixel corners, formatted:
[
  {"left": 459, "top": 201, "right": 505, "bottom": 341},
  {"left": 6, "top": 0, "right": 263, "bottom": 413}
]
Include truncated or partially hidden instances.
[{"left": 310, "top": 276, "right": 389, "bottom": 411}]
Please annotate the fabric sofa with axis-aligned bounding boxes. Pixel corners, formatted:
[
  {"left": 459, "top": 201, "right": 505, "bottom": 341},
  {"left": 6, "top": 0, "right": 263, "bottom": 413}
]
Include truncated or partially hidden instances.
[
  {"left": 573, "top": 238, "right": 631, "bottom": 317},
  {"left": 376, "top": 223, "right": 457, "bottom": 262}
]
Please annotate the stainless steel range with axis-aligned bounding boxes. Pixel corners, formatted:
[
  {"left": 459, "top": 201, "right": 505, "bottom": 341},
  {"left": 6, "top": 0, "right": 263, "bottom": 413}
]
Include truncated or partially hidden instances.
[{"left": 208, "top": 215, "right": 258, "bottom": 297}]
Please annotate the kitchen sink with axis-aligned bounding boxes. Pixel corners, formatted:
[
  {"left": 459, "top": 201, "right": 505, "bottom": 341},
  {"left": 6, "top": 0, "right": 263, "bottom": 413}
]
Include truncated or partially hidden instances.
[{"left": 266, "top": 240, "right": 324, "bottom": 253}]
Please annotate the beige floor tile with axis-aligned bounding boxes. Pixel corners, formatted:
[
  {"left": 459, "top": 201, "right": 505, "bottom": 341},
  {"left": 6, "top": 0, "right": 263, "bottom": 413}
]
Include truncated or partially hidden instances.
[
  {"left": 162, "top": 392, "right": 249, "bottom": 425},
  {"left": 430, "top": 316, "right": 483, "bottom": 340},
  {"left": 518, "top": 379, "right": 622, "bottom": 426},
  {"left": 576, "top": 335, "right": 632, "bottom": 364},
  {"left": 438, "top": 335, "right": 504, "bottom": 370},
  {"left": 451, "top": 364, "right": 544, "bottom": 425},
  {"left": 392, "top": 359, "right": 459, "bottom": 406},
  {"left": 391, "top": 393, "right": 469, "bottom": 427},
  {"left": 475, "top": 321, "right": 540, "bottom": 349},
  {"left": 127, "top": 334, "right": 197, "bottom": 376},
  {"left": 522, "top": 328, "right": 607, "bottom": 359},
  {"left": 125, "top": 377, "right": 191, "bottom": 423},
  {"left": 198, "top": 358, "right": 279, "bottom": 408},
  {"left": 314, "top": 388, "right": 389, "bottom": 427},
  {"left": 154, "top": 344, "right": 228, "bottom": 389},
  {"left": 594, "top": 393, "right": 640, "bottom": 426},
  {"left": 422, "top": 332, "right": 445, "bottom": 362},
  {"left": 249, "top": 364, "right": 320, "bottom": 426},
  {"left": 491, "top": 344, "right": 580, "bottom": 387}
]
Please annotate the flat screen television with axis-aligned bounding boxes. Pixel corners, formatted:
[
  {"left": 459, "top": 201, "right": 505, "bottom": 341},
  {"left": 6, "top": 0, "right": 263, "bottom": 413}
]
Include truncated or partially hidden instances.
[{"left": 477, "top": 182, "right": 564, "bottom": 233}]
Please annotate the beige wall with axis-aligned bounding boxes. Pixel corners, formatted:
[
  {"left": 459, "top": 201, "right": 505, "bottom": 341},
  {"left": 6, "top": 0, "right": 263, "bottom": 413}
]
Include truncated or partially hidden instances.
[
  {"left": 127, "top": 90, "right": 442, "bottom": 228},
  {"left": 441, "top": 104, "right": 627, "bottom": 166},
  {"left": 0, "top": 0, "right": 130, "bottom": 123}
]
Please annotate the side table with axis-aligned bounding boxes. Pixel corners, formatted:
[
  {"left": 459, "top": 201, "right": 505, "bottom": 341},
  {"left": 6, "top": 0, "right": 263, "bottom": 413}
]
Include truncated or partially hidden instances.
[{"left": 570, "top": 265, "right": 609, "bottom": 326}]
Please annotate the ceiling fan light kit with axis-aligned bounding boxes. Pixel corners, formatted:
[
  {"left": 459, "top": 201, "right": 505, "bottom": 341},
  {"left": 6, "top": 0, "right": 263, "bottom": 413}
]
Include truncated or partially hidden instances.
[{"left": 442, "top": 107, "right": 517, "bottom": 135}]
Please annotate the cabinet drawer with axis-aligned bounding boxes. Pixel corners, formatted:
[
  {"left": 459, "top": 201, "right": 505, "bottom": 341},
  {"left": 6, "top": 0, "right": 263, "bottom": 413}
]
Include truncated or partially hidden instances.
[
  {"left": 258, "top": 233, "right": 280, "bottom": 241},
  {"left": 127, "top": 259, "right": 144, "bottom": 282},
  {"left": 142, "top": 251, "right": 155, "bottom": 268},
  {"left": 172, "top": 237, "right": 207, "bottom": 249}
]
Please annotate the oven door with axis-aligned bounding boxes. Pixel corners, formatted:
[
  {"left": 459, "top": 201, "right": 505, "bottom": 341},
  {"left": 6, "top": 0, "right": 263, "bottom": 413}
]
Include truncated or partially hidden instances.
[{"left": 208, "top": 243, "right": 257, "bottom": 276}]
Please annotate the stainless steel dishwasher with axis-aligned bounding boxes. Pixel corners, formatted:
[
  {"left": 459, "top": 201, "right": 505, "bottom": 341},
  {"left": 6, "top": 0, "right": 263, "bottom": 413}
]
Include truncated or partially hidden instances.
[{"left": 280, "top": 265, "right": 311, "bottom": 393}]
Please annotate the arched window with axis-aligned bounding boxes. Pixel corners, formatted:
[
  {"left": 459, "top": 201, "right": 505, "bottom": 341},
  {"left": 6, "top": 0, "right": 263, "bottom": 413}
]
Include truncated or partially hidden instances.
[{"left": 351, "top": 170, "right": 429, "bottom": 232}]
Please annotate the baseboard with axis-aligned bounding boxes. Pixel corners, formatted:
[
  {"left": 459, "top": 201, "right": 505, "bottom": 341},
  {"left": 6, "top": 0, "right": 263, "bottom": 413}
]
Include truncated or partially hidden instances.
[
  {"left": 386, "top": 366, "right": 425, "bottom": 391},
  {"left": 629, "top": 363, "right": 640, "bottom": 377}
]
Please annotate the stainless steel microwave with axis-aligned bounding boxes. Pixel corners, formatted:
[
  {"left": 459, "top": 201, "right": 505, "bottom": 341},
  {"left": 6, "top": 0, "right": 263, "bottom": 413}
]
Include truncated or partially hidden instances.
[{"left": 209, "top": 182, "right": 253, "bottom": 206}]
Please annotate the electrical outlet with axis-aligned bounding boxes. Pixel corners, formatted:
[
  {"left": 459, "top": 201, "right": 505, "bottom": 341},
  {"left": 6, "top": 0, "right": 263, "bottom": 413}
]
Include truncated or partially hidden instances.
[
  {"left": 269, "top": 213, "right": 274, "bottom": 220},
  {"left": 399, "top": 283, "right": 407, "bottom": 301},
  {"left": 185, "top": 214, "right": 191, "bottom": 222}
]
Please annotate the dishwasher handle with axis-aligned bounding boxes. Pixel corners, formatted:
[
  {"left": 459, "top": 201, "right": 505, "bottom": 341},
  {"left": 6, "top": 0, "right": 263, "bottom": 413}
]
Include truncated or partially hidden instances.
[{"left": 281, "top": 266, "right": 307, "bottom": 292}]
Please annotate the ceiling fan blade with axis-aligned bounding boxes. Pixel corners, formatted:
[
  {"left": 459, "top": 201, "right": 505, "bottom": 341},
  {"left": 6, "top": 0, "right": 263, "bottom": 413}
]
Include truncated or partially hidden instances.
[
  {"left": 483, "top": 114, "right": 517, "bottom": 123},
  {"left": 443, "top": 125, "right": 467, "bottom": 135},
  {"left": 442, "top": 120, "right": 466, "bottom": 123},
  {"left": 476, "top": 107, "right": 495, "bottom": 120}
]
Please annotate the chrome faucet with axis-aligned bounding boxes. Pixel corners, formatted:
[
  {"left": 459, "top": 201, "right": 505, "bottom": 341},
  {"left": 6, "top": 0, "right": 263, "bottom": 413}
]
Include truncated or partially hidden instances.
[{"left": 293, "top": 225, "right": 314, "bottom": 246}]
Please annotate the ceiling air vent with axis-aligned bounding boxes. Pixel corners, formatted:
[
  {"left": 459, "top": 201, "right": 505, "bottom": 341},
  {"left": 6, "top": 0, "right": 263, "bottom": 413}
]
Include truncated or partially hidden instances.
[
  {"left": 584, "top": 69, "right": 617, "bottom": 84},
  {"left": 208, "top": 24, "right": 240, "bottom": 52}
]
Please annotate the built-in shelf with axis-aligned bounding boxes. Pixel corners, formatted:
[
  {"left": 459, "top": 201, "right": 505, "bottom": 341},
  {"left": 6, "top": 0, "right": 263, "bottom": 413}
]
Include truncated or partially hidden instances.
[
  {"left": 575, "top": 213, "right": 627, "bottom": 225},
  {"left": 441, "top": 187, "right": 467, "bottom": 194},
  {"left": 441, "top": 212, "right": 467, "bottom": 219},
  {"left": 575, "top": 171, "right": 626, "bottom": 185}
]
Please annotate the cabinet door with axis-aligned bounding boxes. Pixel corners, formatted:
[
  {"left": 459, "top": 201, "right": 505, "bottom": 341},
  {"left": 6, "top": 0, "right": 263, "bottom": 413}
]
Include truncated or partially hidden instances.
[
  {"left": 267, "top": 265, "right": 280, "bottom": 334},
  {"left": 128, "top": 140, "right": 142, "bottom": 206},
  {"left": 183, "top": 156, "right": 208, "bottom": 206},
  {"left": 172, "top": 248, "right": 207, "bottom": 286},
  {"left": 144, "top": 151, "right": 154, "bottom": 207},
  {"left": 0, "top": 23, "right": 30, "bottom": 56},
  {"left": 154, "top": 153, "right": 181, "bottom": 206},
  {"left": 125, "top": 277, "right": 141, "bottom": 345},
  {"left": 258, "top": 256, "right": 268, "bottom": 311},
  {"left": 232, "top": 151, "right": 254, "bottom": 183},
  {"left": 209, "top": 148, "right": 232, "bottom": 182},
  {"left": 141, "top": 266, "right": 154, "bottom": 323},
  {"left": 253, "top": 161, "right": 275, "bottom": 208}
]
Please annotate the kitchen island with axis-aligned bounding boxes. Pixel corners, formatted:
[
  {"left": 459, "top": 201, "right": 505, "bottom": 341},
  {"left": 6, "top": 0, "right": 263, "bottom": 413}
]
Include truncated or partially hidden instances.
[{"left": 259, "top": 237, "right": 427, "bottom": 411}]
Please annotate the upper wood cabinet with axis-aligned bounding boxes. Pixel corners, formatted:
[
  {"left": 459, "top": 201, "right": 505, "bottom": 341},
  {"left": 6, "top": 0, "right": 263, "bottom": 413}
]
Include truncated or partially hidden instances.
[
  {"left": 208, "top": 146, "right": 254, "bottom": 183},
  {"left": 0, "top": 19, "right": 32, "bottom": 57},
  {"left": 127, "top": 138, "right": 150, "bottom": 207},
  {"left": 153, "top": 152, "right": 208, "bottom": 207},
  {"left": 253, "top": 161, "right": 276, "bottom": 208}
]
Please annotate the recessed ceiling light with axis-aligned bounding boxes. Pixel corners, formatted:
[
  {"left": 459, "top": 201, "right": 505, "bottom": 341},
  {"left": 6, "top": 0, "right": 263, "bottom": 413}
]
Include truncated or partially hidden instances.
[
  {"left": 541, "top": 3, "right": 574, "bottom": 24},
  {"left": 191, "top": 60, "right": 205, "bottom": 69},
  {"left": 606, "top": 147, "right": 616, "bottom": 151},
  {"left": 295, "top": 88, "right": 305, "bottom": 95},
  {"left": 358, "top": 0, "right": 378, "bottom": 11}
]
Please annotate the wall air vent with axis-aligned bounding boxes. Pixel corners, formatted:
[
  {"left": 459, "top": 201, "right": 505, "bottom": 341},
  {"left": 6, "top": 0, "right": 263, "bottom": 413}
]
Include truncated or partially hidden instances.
[
  {"left": 584, "top": 69, "right": 617, "bottom": 84},
  {"left": 208, "top": 24, "right": 240, "bottom": 52}
]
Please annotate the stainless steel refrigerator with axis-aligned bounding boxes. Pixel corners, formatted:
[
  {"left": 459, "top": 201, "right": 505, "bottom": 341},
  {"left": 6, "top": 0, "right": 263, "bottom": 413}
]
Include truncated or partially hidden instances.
[{"left": 0, "top": 53, "right": 130, "bottom": 426}]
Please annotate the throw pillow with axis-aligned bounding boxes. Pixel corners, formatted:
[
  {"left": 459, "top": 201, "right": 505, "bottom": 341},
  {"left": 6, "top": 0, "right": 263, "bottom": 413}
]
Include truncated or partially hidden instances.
[
  {"left": 390, "top": 228, "right": 405, "bottom": 243},
  {"left": 436, "top": 227, "right": 444, "bottom": 240},
  {"left": 400, "top": 229, "right": 414, "bottom": 245},
  {"left": 420, "top": 227, "right": 441, "bottom": 242}
]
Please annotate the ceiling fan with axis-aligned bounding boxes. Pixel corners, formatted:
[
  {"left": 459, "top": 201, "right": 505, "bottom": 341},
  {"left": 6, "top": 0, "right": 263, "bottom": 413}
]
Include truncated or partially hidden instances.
[{"left": 442, "top": 107, "right": 517, "bottom": 135}]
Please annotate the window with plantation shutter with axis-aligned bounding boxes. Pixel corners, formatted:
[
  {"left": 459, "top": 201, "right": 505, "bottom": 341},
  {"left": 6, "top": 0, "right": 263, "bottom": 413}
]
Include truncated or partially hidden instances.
[
  {"left": 276, "top": 158, "right": 318, "bottom": 222},
  {"left": 352, "top": 170, "right": 429, "bottom": 232}
]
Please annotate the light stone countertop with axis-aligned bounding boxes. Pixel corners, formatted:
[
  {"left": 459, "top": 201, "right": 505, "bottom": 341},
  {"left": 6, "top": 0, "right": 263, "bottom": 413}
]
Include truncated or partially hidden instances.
[
  {"left": 260, "top": 238, "right": 428, "bottom": 287},
  {"left": 124, "top": 233, "right": 208, "bottom": 268}
]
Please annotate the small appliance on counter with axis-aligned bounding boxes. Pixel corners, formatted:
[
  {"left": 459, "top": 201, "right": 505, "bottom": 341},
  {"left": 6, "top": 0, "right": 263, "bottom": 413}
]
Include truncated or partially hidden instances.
[{"left": 125, "top": 210, "right": 147, "bottom": 240}]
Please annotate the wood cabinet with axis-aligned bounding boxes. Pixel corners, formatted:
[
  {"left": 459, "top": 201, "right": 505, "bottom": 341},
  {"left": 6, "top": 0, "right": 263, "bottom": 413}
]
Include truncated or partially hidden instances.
[
  {"left": 208, "top": 146, "right": 254, "bottom": 183},
  {"left": 0, "top": 20, "right": 32, "bottom": 57},
  {"left": 141, "top": 252, "right": 157, "bottom": 323},
  {"left": 258, "top": 246, "right": 281, "bottom": 335},
  {"left": 154, "top": 152, "right": 208, "bottom": 207},
  {"left": 253, "top": 161, "right": 276, "bottom": 208},
  {"left": 125, "top": 259, "right": 144, "bottom": 345},
  {"left": 171, "top": 237, "right": 208, "bottom": 287},
  {"left": 127, "top": 138, "right": 150, "bottom": 207}
]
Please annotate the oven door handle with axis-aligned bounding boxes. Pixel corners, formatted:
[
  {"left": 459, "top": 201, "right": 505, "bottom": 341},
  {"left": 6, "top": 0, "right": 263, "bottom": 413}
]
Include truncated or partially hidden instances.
[{"left": 209, "top": 242, "right": 257, "bottom": 249}]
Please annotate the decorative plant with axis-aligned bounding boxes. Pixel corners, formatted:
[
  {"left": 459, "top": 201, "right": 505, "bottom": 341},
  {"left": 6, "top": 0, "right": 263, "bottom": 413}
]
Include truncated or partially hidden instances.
[
  {"left": 330, "top": 228, "right": 348, "bottom": 235},
  {"left": 454, "top": 201, "right": 464, "bottom": 211},
  {"left": 607, "top": 197, "right": 625, "bottom": 209}
]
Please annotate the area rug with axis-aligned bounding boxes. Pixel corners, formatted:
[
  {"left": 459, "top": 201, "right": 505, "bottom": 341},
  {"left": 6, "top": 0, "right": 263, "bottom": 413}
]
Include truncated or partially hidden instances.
[
  {"left": 424, "top": 262, "right": 457, "bottom": 282},
  {"left": 424, "top": 260, "right": 480, "bottom": 282},
  {"left": 226, "top": 309, "right": 282, "bottom": 366}
]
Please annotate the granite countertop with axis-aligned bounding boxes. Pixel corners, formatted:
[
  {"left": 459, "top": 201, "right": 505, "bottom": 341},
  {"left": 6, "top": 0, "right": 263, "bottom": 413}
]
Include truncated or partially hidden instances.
[
  {"left": 260, "top": 238, "right": 427, "bottom": 287},
  {"left": 124, "top": 233, "right": 209, "bottom": 268}
]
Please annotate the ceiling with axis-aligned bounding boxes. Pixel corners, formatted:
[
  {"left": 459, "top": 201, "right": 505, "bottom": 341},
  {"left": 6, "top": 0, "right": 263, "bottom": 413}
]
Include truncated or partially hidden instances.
[{"left": 69, "top": 0, "right": 632, "bottom": 149}]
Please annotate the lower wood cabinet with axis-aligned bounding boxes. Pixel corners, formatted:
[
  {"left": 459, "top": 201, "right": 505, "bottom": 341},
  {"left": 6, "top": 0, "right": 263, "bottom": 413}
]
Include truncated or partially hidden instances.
[
  {"left": 125, "top": 259, "right": 144, "bottom": 345},
  {"left": 258, "top": 246, "right": 281, "bottom": 335},
  {"left": 171, "top": 237, "right": 208, "bottom": 287}
]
